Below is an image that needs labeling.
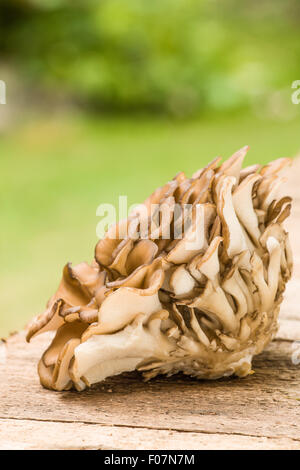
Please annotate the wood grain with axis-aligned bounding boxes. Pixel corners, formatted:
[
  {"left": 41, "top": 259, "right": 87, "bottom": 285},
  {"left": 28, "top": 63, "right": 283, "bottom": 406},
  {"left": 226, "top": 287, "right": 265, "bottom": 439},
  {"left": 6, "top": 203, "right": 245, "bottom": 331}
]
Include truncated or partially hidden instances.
[{"left": 1, "top": 160, "right": 300, "bottom": 450}]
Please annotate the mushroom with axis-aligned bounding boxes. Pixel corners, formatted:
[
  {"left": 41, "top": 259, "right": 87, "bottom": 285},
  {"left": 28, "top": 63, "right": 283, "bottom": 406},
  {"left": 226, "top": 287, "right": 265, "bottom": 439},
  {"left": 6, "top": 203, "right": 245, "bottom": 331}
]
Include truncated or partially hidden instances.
[
  {"left": 166, "top": 204, "right": 216, "bottom": 264},
  {"left": 182, "top": 280, "right": 239, "bottom": 334},
  {"left": 196, "top": 236, "right": 223, "bottom": 287},
  {"left": 217, "top": 146, "right": 249, "bottom": 182},
  {"left": 222, "top": 266, "right": 248, "bottom": 321},
  {"left": 26, "top": 262, "right": 98, "bottom": 341},
  {"left": 38, "top": 321, "right": 88, "bottom": 391},
  {"left": 70, "top": 312, "right": 175, "bottom": 387},
  {"left": 216, "top": 176, "right": 248, "bottom": 257},
  {"left": 83, "top": 275, "right": 163, "bottom": 338},
  {"left": 27, "top": 147, "right": 293, "bottom": 390},
  {"left": 250, "top": 236, "right": 281, "bottom": 312},
  {"left": 232, "top": 174, "right": 261, "bottom": 245},
  {"left": 169, "top": 265, "right": 196, "bottom": 297},
  {"left": 239, "top": 164, "right": 261, "bottom": 181}
]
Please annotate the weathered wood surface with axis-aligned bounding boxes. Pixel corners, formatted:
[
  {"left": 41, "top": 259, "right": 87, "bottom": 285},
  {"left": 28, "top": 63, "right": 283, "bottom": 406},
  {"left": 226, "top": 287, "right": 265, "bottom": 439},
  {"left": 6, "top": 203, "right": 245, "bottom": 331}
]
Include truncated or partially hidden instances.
[{"left": 1, "top": 160, "right": 300, "bottom": 450}]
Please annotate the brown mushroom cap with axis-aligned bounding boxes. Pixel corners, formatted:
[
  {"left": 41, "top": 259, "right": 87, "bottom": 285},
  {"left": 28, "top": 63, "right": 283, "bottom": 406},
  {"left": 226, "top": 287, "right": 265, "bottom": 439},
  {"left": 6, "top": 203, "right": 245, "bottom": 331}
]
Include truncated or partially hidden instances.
[{"left": 27, "top": 147, "right": 293, "bottom": 390}]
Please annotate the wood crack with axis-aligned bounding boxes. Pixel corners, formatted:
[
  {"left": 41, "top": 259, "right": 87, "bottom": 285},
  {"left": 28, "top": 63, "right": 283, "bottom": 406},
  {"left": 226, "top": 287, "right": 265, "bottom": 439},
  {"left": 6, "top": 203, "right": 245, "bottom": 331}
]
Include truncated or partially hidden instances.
[{"left": 1, "top": 416, "right": 300, "bottom": 443}]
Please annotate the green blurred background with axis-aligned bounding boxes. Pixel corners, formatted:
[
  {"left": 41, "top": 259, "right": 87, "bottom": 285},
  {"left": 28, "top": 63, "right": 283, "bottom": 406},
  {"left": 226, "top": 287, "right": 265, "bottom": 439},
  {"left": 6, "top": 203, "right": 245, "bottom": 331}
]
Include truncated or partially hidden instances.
[{"left": 1, "top": 0, "right": 300, "bottom": 337}]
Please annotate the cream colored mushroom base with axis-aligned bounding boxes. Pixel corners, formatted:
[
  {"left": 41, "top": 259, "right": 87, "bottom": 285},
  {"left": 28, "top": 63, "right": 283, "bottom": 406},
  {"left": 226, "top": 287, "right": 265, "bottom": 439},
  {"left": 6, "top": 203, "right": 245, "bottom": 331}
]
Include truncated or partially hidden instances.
[{"left": 27, "top": 147, "right": 293, "bottom": 391}]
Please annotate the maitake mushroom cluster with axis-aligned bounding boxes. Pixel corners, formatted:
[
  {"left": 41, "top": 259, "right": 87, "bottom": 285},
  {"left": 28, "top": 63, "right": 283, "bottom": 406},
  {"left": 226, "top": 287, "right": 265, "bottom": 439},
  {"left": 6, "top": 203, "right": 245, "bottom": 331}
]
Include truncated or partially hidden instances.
[{"left": 27, "top": 146, "right": 293, "bottom": 391}]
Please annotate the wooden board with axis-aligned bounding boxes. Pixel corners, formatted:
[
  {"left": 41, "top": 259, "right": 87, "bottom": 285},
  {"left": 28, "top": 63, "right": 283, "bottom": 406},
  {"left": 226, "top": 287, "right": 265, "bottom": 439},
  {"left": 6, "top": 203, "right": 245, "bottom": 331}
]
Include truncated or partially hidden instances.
[{"left": 1, "top": 160, "right": 300, "bottom": 450}]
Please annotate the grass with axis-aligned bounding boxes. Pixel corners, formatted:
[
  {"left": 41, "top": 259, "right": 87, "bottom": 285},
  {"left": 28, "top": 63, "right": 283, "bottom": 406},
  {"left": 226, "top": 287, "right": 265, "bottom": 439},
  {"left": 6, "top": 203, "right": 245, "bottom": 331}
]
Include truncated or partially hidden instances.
[{"left": 1, "top": 110, "right": 300, "bottom": 337}]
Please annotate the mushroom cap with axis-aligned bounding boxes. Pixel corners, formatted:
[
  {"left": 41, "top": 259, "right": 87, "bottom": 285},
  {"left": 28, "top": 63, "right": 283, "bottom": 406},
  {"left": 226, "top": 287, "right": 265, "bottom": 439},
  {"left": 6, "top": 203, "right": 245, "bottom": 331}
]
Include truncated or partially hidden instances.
[{"left": 27, "top": 147, "right": 293, "bottom": 390}]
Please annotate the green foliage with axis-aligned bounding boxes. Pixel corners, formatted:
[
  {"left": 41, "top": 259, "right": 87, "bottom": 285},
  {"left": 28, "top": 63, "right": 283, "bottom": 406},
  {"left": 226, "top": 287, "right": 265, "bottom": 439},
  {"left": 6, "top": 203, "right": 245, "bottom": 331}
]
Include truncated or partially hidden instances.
[{"left": 1, "top": 0, "right": 300, "bottom": 115}]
